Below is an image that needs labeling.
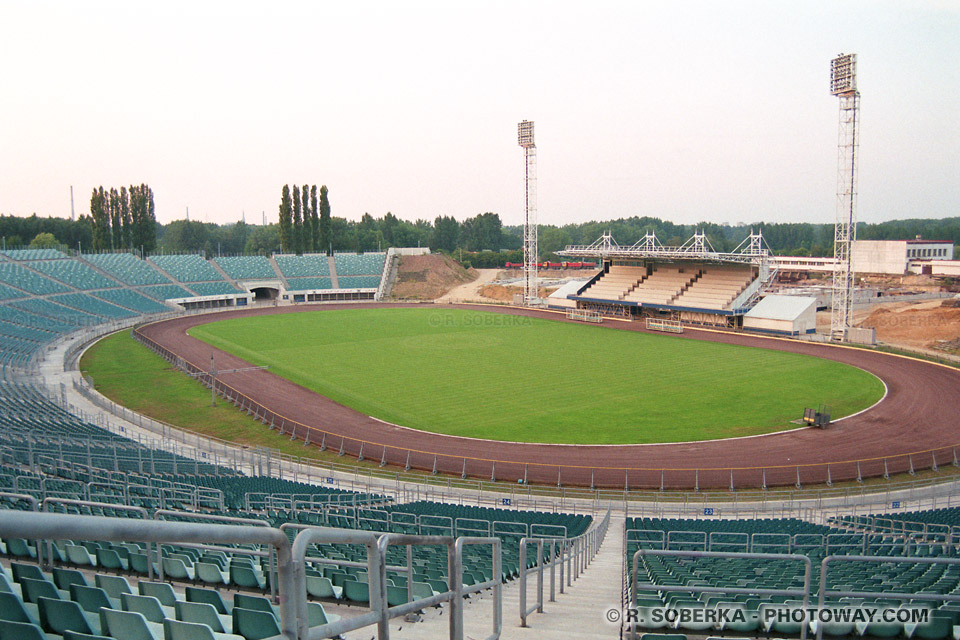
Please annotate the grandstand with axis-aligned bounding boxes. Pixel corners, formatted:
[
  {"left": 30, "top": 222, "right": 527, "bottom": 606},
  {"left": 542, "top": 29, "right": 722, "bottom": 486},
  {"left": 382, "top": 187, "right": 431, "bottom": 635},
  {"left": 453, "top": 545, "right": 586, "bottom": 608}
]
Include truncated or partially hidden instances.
[{"left": 560, "top": 230, "right": 776, "bottom": 328}]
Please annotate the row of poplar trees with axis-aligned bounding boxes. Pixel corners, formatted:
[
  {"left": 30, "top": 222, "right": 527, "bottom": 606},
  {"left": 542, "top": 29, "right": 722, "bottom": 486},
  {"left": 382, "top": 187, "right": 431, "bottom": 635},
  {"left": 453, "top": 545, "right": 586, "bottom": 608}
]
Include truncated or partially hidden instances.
[
  {"left": 278, "top": 184, "right": 331, "bottom": 255},
  {"left": 89, "top": 185, "right": 157, "bottom": 253}
]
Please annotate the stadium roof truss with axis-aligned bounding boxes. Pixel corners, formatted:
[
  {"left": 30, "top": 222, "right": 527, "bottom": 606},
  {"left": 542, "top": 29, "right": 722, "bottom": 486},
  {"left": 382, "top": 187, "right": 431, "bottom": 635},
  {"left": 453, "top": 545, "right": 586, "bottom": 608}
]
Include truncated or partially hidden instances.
[{"left": 558, "top": 229, "right": 779, "bottom": 311}]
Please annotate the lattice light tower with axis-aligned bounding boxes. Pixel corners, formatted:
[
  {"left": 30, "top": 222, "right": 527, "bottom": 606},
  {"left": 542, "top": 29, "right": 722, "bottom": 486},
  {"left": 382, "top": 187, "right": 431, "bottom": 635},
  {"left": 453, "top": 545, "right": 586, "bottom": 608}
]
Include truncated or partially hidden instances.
[
  {"left": 829, "top": 53, "right": 860, "bottom": 342},
  {"left": 518, "top": 120, "right": 538, "bottom": 304}
]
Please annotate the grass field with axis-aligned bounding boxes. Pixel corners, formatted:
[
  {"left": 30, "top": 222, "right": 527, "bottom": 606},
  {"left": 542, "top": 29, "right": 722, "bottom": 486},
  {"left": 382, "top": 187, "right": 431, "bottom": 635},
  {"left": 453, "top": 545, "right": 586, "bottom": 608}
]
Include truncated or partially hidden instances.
[
  {"left": 79, "top": 330, "right": 396, "bottom": 470},
  {"left": 176, "top": 307, "right": 885, "bottom": 444}
]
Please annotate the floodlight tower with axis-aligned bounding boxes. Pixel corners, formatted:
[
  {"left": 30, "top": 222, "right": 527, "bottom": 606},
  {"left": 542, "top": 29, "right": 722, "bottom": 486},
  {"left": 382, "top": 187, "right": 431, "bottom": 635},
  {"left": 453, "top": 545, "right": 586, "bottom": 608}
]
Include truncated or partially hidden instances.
[
  {"left": 829, "top": 53, "right": 860, "bottom": 342},
  {"left": 518, "top": 120, "right": 538, "bottom": 304}
]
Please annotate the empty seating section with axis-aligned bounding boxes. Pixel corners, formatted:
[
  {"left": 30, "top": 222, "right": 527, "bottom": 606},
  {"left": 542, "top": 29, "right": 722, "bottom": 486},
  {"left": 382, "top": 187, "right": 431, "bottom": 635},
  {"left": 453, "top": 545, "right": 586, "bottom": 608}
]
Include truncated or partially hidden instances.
[
  {"left": 623, "top": 266, "right": 697, "bottom": 305},
  {"left": 188, "top": 282, "right": 240, "bottom": 297},
  {"left": 284, "top": 278, "right": 331, "bottom": 291},
  {"left": 337, "top": 276, "right": 379, "bottom": 289},
  {"left": 0, "top": 264, "right": 70, "bottom": 295},
  {"left": 51, "top": 294, "right": 137, "bottom": 320},
  {"left": 579, "top": 263, "right": 757, "bottom": 310},
  {"left": 0, "top": 284, "right": 26, "bottom": 302},
  {"left": 0, "top": 324, "right": 50, "bottom": 368},
  {"left": 213, "top": 257, "right": 275, "bottom": 280},
  {"left": 674, "top": 266, "right": 755, "bottom": 310},
  {"left": 138, "top": 284, "right": 196, "bottom": 301},
  {"left": 8, "top": 298, "right": 103, "bottom": 327},
  {"left": 82, "top": 253, "right": 172, "bottom": 286},
  {"left": 93, "top": 289, "right": 169, "bottom": 315},
  {"left": 149, "top": 256, "right": 225, "bottom": 284},
  {"left": 0, "top": 249, "right": 69, "bottom": 260},
  {"left": 333, "top": 253, "right": 385, "bottom": 276},
  {"left": 580, "top": 265, "right": 646, "bottom": 300},
  {"left": 0, "top": 305, "right": 75, "bottom": 335},
  {"left": 838, "top": 506, "right": 960, "bottom": 544},
  {"left": 626, "top": 515, "right": 960, "bottom": 637},
  {"left": 30, "top": 260, "right": 119, "bottom": 290},
  {"left": 273, "top": 255, "right": 329, "bottom": 278}
]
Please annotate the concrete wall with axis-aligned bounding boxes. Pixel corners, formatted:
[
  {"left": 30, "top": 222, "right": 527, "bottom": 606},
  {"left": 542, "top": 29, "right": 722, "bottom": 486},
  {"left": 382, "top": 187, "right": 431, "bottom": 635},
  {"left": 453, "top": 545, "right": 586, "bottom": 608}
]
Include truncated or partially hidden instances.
[{"left": 851, "top": 240, "right": 908, "bottom": 275}]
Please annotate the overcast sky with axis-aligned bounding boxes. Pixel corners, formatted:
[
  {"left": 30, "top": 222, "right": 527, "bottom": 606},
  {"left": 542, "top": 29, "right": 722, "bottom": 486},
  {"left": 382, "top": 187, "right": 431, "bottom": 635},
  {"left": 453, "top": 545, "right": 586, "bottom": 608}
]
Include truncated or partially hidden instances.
[{"left": 1, "top": 1, "right": 958, "bottom": 229}]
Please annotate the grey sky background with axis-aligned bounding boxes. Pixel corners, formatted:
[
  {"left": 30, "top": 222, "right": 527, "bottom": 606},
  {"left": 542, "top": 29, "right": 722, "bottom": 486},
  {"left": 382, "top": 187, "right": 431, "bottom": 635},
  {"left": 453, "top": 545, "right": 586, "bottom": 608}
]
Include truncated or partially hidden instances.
[{"left": 1, "top": 0, "right": 957, "bottom": 228}]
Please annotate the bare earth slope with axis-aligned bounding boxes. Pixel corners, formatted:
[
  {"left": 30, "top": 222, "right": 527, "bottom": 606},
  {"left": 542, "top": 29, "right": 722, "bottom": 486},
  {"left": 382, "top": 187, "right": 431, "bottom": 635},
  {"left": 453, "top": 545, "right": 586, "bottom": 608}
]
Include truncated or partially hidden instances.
[{"left": 390, "top": 254, "right": 476, "bottom": 300}]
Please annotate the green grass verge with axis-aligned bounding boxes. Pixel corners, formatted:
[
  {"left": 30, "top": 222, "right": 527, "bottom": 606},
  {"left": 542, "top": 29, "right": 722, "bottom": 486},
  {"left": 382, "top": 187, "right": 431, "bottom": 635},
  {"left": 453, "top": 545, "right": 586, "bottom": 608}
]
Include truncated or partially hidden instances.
[
  {"left": 185, "top": 307, "right": 885, "bottom": 444},
  {"left": 79, "top": 330, "right": 386, "bottom": 469}
]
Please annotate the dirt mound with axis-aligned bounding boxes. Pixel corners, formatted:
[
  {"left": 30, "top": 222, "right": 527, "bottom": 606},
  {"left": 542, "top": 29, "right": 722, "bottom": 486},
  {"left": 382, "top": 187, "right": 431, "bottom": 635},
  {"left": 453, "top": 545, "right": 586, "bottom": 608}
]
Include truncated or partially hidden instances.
[
  {"left": 477, "top": 284, "right": 556, "bottom": 302},
  {"left": 858, "top": 301, "right": 960, "bottom": 349},
  {"left": 390, "top": 253, "right": 477, "bottom": 300}
]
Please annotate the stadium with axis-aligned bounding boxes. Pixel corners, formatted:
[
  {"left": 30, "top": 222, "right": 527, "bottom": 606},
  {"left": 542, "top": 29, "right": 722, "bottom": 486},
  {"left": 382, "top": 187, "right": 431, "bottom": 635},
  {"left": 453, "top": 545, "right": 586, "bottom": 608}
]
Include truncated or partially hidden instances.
[
  {"left": 0, "top": 235, "right": 959, "bottom": 640},
  {"left": 2, "top": 7, "right": 960, "bottom": 637}
]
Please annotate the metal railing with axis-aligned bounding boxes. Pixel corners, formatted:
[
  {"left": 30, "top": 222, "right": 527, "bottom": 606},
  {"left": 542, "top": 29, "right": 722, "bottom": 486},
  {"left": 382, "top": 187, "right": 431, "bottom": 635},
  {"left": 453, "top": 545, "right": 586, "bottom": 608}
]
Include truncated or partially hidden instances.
[
  {"left": 519, "top": 509, "right": 610, "bottom": 627},
  {"left": 816, "top": 555, "right": 960, "bottom": 640},
  {"left": 0, "top": 510, "right": 296, "bottom": 639},
  {"left": 629, "top": 549, "right": 813, "bottom": 640},
  {"left": 290, "top": 526, "right": 501, "bottom": 640}
]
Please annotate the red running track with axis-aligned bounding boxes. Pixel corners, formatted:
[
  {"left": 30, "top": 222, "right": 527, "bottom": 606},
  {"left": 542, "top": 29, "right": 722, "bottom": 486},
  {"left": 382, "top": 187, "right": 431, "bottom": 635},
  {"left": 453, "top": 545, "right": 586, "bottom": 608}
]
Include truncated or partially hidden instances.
[{"left": 136, "top": 303, "right": 960, "bottom": 489}]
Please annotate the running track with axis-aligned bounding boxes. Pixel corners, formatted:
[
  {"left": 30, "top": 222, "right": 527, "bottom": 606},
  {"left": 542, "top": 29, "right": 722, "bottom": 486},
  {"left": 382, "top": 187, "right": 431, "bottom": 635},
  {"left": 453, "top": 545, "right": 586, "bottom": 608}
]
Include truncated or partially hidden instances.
[{"left": 136, "top": 303, "right": 960, "bottom": 489}]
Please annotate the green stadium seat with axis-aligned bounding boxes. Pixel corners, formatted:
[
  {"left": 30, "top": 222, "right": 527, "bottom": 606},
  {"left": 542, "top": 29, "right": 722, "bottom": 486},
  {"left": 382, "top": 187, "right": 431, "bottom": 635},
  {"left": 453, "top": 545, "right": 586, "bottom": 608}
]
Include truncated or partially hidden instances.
[
  {"left": 175, "top": 601, "right": 232, "bottom": 635},
  {"left": 0, "top": 619, "right": 49, "bottom": 640},
  {"left": 69, "top": 584, "right": 116, "bottom": 614},
  {"left": 121, "top": 593, "right": 170, "bottom": 624},
  {"left": 231, "top": 608, "right": 279, "bottom": 640},
  {"left": 37, "top": 597, "right": 99, "bottom": 636},
  {"left": 0, "top": 591, "right": 40, "bottom": 625},
  {"left": 99, "top": 608, "right": 163, "bottom": 640}
]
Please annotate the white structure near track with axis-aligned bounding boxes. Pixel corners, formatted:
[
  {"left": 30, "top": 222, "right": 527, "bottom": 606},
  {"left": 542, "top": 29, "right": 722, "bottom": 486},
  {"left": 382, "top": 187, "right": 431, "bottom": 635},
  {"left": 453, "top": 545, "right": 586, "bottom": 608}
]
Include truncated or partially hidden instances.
[{"left": 743, "top": 295, "right": 817, "bottom": 336}]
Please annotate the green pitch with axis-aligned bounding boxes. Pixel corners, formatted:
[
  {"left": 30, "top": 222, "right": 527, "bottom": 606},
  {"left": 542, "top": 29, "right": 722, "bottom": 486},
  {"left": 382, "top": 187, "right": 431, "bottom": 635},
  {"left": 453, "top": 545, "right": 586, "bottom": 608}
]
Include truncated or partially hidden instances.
[{"left": 184, "top": 307, "right": 884, "bottom": 444}]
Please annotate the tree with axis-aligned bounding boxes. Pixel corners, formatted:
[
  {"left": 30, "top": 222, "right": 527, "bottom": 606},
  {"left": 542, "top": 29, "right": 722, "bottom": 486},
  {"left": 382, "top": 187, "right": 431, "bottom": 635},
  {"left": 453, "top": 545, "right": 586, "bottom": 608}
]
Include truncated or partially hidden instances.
[
  {"left": 310, "top": 185, "right": 319, "bottom": 253},
  {"left": 245, "top": 224, "right": 280, "bottom": 255},
  {"left": 127, "top": 184, "right": 157, "bottom": 254},
  {"left": 381, "top": 212, "right": 399, "bottom": 247},
  {"left": 109, "top": 188, "right": 122, "bottom": 249},
  {"left": 145, "top": 185, "right": 157, "bottom": 252},
  {"left": 120, "top": 186, "right": 132, "bottom": 249},
  {"left": 300, "top": 184, "right": 311, "bottom": 252},
  {"left": 90, "top": 187, "right": 110, "bottom": 251},
  {"left": 292, "top": 184, "right": 303, "bottom": 255},
  {"left": 430, "top": 215, "right": 459, "bottom": 252},
  {"left": 278, "top": 185, "right": 292, "bottom": 253},
  {"left": 29, "top": 232, "right": 58, "bottom": 249},
  {"left": 319, "top": 185, "right": 332, "bottom": 255},
  {"left": 161, "top": 220, "right": 210, "bottom": 253},
  {"left": 455, "top": 212, "right": 503, "bottom": 252}
]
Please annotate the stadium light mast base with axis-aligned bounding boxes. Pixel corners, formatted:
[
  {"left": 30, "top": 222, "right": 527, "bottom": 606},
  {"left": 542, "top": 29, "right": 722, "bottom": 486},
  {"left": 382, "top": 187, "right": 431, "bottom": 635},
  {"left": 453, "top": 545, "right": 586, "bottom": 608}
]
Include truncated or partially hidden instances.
[
  {"left": 518, "top": 120, "right": 538, "bottom": 305},
  {"left": 829, "top": 53, "right": 860, "bottom": 342}
]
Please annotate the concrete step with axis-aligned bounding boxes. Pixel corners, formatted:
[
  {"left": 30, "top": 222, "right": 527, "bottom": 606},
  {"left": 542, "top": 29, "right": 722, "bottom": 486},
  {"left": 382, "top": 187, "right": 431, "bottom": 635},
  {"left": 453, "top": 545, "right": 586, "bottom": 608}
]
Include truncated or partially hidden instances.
[{"left": 348, "top": 516, "right": 625, "bottom": 640}]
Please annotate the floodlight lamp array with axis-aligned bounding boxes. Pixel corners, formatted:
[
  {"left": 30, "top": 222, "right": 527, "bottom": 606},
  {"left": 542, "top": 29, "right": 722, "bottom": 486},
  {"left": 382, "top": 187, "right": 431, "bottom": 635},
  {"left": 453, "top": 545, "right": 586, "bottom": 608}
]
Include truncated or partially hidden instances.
[{"left": 830, "top": 53, "right": 857, "bottom": 95}]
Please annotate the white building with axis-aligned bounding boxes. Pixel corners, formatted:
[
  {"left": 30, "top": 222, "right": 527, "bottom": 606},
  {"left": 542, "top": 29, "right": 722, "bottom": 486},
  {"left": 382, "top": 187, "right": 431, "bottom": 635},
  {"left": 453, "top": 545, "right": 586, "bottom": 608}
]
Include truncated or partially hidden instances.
[
  {"left": 743, "top": 295, "right": 817, "bottom": 336},
  {"left": 851, "top": 239, "right": 954, "bottom": 275}
]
